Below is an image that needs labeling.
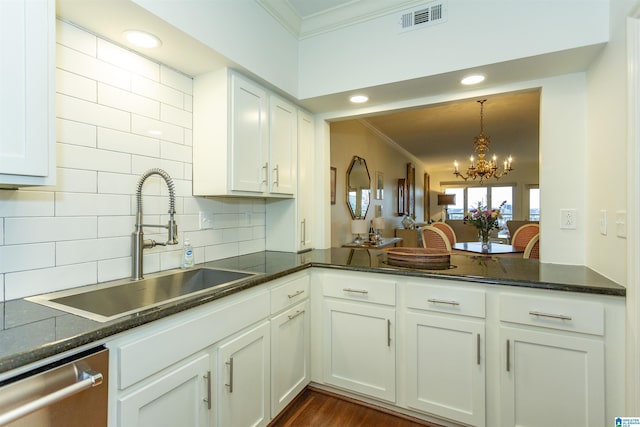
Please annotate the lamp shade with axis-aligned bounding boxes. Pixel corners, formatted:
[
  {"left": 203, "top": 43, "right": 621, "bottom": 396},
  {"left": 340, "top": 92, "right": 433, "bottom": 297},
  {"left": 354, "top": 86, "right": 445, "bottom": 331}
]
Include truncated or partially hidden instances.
[
  {"left": 351, "top": 219, "right": 367, "bottom": 234},
  {"left": 437, "top": 194, "right": 456, "bottom": 206}
]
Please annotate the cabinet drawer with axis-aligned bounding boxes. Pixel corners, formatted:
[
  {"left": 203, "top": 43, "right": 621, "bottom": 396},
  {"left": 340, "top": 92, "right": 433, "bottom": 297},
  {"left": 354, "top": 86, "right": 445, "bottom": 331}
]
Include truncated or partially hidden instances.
[
  {"left": 270, "top": 274, "right": 310, "bottom": 314},
  {"left": 322, "top": 273, "right": 395, "bottom": 305},
  {"left": 405, "top": 282, "right": 485, "bottom": 318},
  {"left": 500, "top": 293, "right": 604, "bottom": 336}
]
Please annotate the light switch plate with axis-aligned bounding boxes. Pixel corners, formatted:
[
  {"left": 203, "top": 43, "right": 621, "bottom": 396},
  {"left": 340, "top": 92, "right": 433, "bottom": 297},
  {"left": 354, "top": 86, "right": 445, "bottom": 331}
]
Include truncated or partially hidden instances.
[
  {"left": 599, "top": 210, "right": 607, "bottom": 235},
  {"left": 616, "top": 210, "right": 627, "bottom": 238},
  {"left": 560, "top": 209, "right": 577, "bottom": 229}
]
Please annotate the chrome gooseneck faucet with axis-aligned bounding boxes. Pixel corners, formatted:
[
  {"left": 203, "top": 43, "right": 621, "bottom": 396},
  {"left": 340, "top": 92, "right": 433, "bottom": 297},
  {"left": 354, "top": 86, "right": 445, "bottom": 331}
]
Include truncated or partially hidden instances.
[{"left": 132, "top": 168, "right": 179, "bottom": 280}]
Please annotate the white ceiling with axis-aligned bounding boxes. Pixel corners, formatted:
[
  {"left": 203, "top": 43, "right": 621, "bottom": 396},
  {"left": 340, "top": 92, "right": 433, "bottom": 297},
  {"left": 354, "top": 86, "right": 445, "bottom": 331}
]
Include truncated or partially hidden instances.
[{"left": 55, "top": 0, "right": 597, "bottom": 174}]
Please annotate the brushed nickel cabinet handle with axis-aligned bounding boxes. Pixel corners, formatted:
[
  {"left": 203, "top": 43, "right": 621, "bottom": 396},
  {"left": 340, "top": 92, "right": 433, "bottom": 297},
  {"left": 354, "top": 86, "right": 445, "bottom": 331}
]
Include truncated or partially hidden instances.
[
  {"left": 343, "top": 288, "right": 369, "bottom": 294},
  {"left": 529, "top": 310, "right": 572, "bottom": 321},
  {"left": 225, "top": 358, "right": 234, "bottom": 393},
  {"left": 427, "top": 298, "right": 460, "bottom": 306},
  {"left": 287, "top": 310, "right": 305, "bottom": 321},
  {"left": 262, "top": 163, "right": 268, "bottom": 184},
  {"left": 300, "top": 219, "right": 306, "bottom": 245},
  {"left": 387, "top": 319, "right": 391, "bottom": 347},
  {"left": 273, "top": 164, "right": 279, "bottom": 186},
  {"left": 506, "top": 340, "right": 511, "bottom": 372},
  {"left": 477, "top": 334, "right": 481, "bottom": 365},
  {"left": 287, "top": 289, "right": 305, "bottom": 299},
  {"left": 203, "top": 371, "right": 212, "bottom": 409}
]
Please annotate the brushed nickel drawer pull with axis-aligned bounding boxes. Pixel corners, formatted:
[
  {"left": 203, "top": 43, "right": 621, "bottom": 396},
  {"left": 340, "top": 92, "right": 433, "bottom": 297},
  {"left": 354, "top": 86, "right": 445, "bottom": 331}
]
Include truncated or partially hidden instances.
[
  {"left": 287, "top": 310, "right": 305, "bottom": 321},
  {"left": 427, "top": 298, "right": 460, "bottom": 306},
  {"left": 203, "top": 371, "right": 212, "bottom": 409},
  {"left": 343, "top": 288, "right": 369, "bottom": 294},
  {"left": 287, "top": 289, "right": 305, "bottom": 299},
  {"left": 225, "top": 358, "right": 234, "bottom": 393},
  {"left": 506, "top": 340, "right": 510, "bottom": 372},
  {"left": 529, "top": 310, "right": 572, "bottom": 321},
  {"left": 387, "top": 319, "right": 391, "bottom": 347},
  {"left": 477, "top": 334, "right": 481, "bottom": 365}
]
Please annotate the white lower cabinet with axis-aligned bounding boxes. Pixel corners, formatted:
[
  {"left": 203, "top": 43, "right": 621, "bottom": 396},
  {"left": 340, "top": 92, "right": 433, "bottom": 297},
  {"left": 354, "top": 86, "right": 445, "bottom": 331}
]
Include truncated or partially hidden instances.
[
  {"left": 118, "top": 353, "right": 211, "bottom": 427},
  {"left": 405, "top": 312, "right": 485, "bottom": 426},
  {"left": 271, "top": 300, "right": 310, "bottom": 415},
  {"left": 215, "top": 321, "right": 271, "bottom": 427},
  {"left": 323, "top": 299, "right": 396, "bottom": 402}
]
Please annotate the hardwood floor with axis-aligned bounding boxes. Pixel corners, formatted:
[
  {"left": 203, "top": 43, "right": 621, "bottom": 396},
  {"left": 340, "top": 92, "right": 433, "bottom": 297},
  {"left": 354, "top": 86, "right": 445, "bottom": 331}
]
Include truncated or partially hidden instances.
[{"left": 268, "top": 387, "right": 444, "bottom": 427}]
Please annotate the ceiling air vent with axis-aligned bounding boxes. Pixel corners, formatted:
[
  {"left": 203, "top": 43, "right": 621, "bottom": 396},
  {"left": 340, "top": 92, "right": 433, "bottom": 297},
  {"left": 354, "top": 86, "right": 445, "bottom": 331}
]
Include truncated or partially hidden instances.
[{"left": 399, "top": 1, "right": 447, "bottom": 33}]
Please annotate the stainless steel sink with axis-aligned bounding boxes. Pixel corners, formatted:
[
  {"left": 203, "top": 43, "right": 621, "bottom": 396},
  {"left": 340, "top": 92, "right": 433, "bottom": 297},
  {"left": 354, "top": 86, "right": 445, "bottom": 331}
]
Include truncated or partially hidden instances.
[{"left": 27, "top": 268, "right": 258, "bottom": 322}]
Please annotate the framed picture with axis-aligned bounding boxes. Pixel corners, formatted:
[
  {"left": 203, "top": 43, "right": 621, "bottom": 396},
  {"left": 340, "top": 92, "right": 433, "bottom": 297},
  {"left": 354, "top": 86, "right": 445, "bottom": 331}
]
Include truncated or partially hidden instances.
[
  {"left": 330, "top": 167, "right": 336, "bottom": 205},
  {"left": 406, "top": 162, "right": 415, "bottom": 218},
  {"left": 424, "top": 172, "right": 430, "bottom": 222},
  {"left": 375, "top": 171, "right": 384, "bottom": 200},
  {"left": 397, "top": 179, "right": 407, "bottom": 216}
]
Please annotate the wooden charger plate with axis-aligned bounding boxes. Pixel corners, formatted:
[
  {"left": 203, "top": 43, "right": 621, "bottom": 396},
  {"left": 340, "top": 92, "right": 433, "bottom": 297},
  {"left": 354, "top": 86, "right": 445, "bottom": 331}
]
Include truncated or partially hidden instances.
[{"left": 384, "top": 247, "right": 451, "bottom": 269}]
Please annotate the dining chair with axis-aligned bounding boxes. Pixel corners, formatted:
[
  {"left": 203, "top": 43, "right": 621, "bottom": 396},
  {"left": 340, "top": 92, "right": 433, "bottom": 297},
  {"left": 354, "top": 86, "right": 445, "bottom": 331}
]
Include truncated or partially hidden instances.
[
  {"left": 421, "top": 226, "right": 452, "bottom": 252},
  {"left": 432, "top": 222, "right": 457, "bottom": 247},
  {"left": 511, "top": 223, "right": 540, "bottom": 250},
  {"left": 523, "top": 233, "right": 540, "bottom": 259}
]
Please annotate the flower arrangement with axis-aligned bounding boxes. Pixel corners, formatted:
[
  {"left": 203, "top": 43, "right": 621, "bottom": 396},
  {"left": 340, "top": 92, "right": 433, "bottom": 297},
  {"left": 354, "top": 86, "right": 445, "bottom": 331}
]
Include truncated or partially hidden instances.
[{"left": 464, "top": 201, "right": 507, "bottom": 247}]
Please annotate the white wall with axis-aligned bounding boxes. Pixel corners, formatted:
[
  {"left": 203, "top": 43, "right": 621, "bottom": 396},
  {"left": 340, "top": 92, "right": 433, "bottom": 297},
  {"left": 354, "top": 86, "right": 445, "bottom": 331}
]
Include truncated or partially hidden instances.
[
  {"left": 0, "top": 21, "right": 266, "bottom": 302},
  {"left": 132, "top": 0, "right": 299, "bottom": 96},
  {"left": 298, "top": 1, "right": 608, "bottom": 99}
]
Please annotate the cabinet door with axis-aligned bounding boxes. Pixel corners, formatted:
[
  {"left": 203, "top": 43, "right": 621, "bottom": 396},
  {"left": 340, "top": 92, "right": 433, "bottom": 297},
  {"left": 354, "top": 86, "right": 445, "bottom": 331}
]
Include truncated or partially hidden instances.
[
  {"left": 271, "top": 300, "right": 310, "bottom": 415},
  {"left": 230, "top": 74, "right": 268, "bottom": 193},
  {"left": 118, "top": 353, "right": 210, "bottom": 427},
  {"left": 323, "top": 299, "right": 395, "bottom": 402},
  {"left": 0, "top": 0, "right": 54, "bottom": 186},
  {"left": 405, "top": 312, "right": 485, "bottom": 427},
  {"left": 500, "top": 326, "right": 605, "bottom": 427},
  {"left": 269, "top": 96, "right": 296, "bottom": 195},
  {"left": 297, "top": 110, "right": 314, "bottom": 250},
  {"left": 216, "top": 321, "right": 270, "bottom": 427}
]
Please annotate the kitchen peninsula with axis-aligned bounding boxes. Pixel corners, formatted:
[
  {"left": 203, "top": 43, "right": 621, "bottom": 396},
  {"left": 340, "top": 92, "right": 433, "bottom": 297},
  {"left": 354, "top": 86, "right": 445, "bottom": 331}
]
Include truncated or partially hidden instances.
[{"left": 0, "top": 249, "right": 624, "bottom": 426}]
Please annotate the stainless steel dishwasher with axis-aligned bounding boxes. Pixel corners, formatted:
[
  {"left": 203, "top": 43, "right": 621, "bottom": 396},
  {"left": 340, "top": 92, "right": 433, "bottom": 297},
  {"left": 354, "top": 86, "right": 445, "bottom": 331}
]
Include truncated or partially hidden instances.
[{"left": 0, "top": 346, "right": 108, "bottom": 427}]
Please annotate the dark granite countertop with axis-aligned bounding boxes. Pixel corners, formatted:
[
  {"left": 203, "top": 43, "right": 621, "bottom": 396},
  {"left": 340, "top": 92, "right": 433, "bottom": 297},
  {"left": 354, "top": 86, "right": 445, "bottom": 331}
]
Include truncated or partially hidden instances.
[{"left": 0, "top": 248, "right": 625, "bottom": 377}]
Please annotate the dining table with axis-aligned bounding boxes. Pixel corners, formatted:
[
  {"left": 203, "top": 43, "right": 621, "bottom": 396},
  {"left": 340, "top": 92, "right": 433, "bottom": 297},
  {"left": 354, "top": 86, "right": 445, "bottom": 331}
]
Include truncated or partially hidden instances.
[{"left": 452, "top": 241, "right": 525, "bottom": 255}]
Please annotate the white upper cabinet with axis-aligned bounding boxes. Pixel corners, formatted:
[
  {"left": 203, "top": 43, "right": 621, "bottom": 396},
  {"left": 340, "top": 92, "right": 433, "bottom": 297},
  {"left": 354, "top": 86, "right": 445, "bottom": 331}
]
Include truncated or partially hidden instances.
[
  {"left": 193, "top": 68, "right": 297, "bottom": 197},
  {"left": 0, "top": 0, "right": 55, "bottom": 187}
]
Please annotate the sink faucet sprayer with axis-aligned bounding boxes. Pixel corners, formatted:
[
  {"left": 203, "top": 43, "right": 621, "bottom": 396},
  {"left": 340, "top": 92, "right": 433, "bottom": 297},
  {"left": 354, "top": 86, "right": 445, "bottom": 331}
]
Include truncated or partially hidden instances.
[{"left": 132, "top": 168, "right": 179, "bottom": 280}]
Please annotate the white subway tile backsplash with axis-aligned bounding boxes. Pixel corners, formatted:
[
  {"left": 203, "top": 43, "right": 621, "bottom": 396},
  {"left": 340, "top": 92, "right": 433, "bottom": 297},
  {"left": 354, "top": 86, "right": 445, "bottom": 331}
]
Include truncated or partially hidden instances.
[
  {"left": 0, "top": 192, "right": 54, "bottom": 217},
  {"left": 55, "top": 193, "right": 131, "bottom": 216},
  {"left": 131, "top": 114, "right": 184, "bottom": 144},
  {"left": 57, "top": 45, "right": 130, "bottom": 90},
  {"left": 160, "top": 104, "right": 192, "bottom": 129},
  {"left": 5, "top": 263, "right": 98, "bottom": 300},
  {"left": 97, "top": 39, "right": 160, "bottom": 81},
  {"left": 56, "top": 69, "right": 97, "bottom": 102},
  {"left": 56, "top": 21, "right": 96, "bottom": 56},
  {"left": 57, "top": 94, "right": 131, "bottom": 133},
  {"left": 0, "top": 21, "right": 268, "bottom": 303},
  {"left": 98, "top": 216, "right": 135, "bottom": 238},
  {"left": 56, "top": 118, "right": 97, "bottom": 148},
  {"left": 160, "top": 141, "right": 192, "bottom": 163},
  {"left": 132, "top": 74, "right": 184, "bottom": 108},
  {"left": 98, "top": 127, "right": 160, "bottom": 157},
  {"left": 0, "top": 243, "right": 56, "bottom": 273},
  {"left": 57, "top": 143, "right": 131, "bottom": 174},
  {"left": 160, "top": 66, "right": 193, "bottom": 95},
  {"left": 98, "top": 82, "right": 160, "bottom": 120},
  {"left": 56, "top": 168, "right": 98, "bottom": 193},
  {"left": 4, "top": 217, "right": 97, "bottom": 244},
  {"left": 98, "top": 257, "right": 131, "bottom": 283}
]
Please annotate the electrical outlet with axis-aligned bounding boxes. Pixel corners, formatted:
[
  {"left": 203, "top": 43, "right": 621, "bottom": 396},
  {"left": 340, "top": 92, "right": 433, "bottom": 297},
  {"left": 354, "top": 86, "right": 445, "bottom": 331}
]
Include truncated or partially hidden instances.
[
  {"left": 599, "top": 210, "right": 607, "bottom": 235},
  {"left": 560, "top": 209, "right": 577, "bottom": 229}
]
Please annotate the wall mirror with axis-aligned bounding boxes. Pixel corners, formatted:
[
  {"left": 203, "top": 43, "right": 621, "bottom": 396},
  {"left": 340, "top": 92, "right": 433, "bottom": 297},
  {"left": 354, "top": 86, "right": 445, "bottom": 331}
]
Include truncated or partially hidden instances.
[{"left": 346, "top": 156, "right": 371, "bottom": 219}]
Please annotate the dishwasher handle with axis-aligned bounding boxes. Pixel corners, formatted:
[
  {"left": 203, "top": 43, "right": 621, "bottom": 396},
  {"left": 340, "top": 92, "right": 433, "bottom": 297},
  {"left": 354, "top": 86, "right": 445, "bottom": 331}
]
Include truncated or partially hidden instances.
[{"left": 0, "top": 369, "right": 103, "bottom": 426}]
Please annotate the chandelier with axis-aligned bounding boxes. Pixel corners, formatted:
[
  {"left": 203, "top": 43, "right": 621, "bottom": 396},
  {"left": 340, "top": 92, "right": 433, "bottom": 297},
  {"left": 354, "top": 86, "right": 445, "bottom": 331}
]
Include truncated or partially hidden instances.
[{"left": 453, "top": 99, "right": 513, "bottom": 184}]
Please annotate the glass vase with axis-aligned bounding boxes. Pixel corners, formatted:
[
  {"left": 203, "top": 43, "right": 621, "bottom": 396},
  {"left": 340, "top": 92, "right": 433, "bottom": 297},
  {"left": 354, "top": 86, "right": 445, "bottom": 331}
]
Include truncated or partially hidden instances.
[{"left": 479, "top": 229, "right": 490, "bottom": 251}]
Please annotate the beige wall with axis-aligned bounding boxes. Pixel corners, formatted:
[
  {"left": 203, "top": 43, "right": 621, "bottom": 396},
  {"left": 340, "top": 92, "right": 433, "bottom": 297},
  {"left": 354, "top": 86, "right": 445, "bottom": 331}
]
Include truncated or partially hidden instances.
[{"left": 330, "top": 120, "right": 427, "bottom": 247}]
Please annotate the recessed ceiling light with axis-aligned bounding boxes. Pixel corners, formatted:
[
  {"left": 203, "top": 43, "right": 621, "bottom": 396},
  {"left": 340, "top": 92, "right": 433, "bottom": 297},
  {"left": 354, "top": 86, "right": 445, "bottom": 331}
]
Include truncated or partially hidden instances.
[
  {"left": 123, "top": 30, "right": 162, "bottom": 49},
  {"left": 461, "top": 74, "right": 485, "bottom": 85},
  {"left": 350, "top": 95, "right": 369, "bottom": 104}
]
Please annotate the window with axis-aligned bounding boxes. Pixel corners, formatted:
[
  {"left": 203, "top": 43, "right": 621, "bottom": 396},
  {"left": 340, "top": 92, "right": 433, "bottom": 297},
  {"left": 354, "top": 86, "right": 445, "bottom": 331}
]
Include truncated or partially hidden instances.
[
  {"left": 444, "top": 185, "right": 513, "bottom": 221},
  {"left": 528, "top": 187, "right": 540, "bottom": 221}
]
